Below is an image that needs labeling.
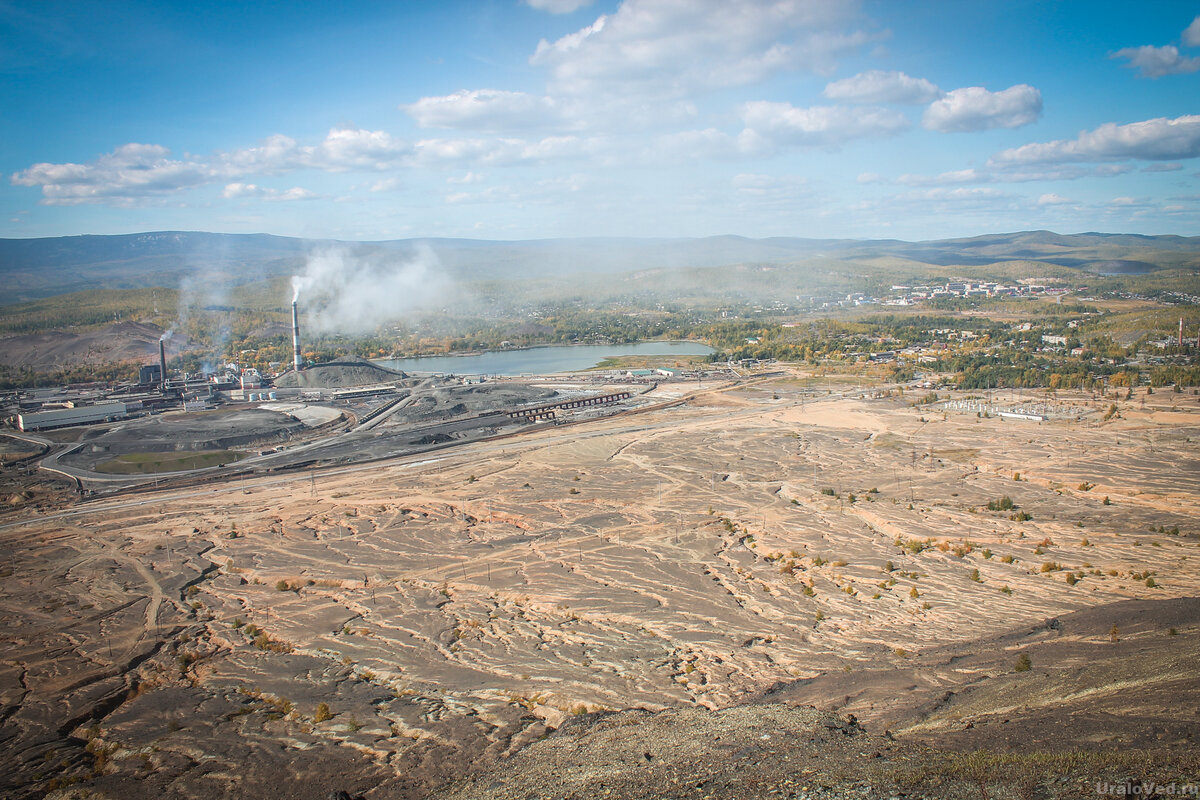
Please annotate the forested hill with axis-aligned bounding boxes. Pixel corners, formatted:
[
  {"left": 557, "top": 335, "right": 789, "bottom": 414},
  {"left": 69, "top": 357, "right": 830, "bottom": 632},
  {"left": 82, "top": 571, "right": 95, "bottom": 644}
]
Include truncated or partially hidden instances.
[{"left": 2, "top": 229, "right": 1199, "bottom": 304}]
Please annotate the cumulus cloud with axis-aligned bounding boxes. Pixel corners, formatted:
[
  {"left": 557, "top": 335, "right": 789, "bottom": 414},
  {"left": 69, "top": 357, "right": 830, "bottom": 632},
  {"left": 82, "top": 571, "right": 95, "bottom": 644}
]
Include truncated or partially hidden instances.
[
  {"left": 1111, "top": 45, "right": 1200, "bottom": 78},
  {"left": 1186, "top": 15, "right": 1200, "bottom": 47},
  {"left": 922, "top": 84, "right": 1042, "bottom": 132},
  {"left": 11, "top": 143, "right": 211, "bottom": 205},
  {"left": 990, "top": 114, "right": 1200, "bottom": 165},
  {"left": 404, "top": 89, "right": 565, "bottom": 132},
  {"left": 740, "top": 101, "right": 909, "bottom": 150},
  {"left": 222, "top": 183, "right": 316, "bottom": 201},
  {"left": 1037, "top": 193, "right": 1072, "bottom": 205},
  {"left": 530, "top": 0, "right": 872, "bottom": 99},
  {"left": 219, "top": 128, "right": 412, "bottom": 173},
  {"left": 525, "top": 0, "right": 593, "bottom": 12},
  {"left": 823, "top": 70, "right": 942, "bottom": 104}
]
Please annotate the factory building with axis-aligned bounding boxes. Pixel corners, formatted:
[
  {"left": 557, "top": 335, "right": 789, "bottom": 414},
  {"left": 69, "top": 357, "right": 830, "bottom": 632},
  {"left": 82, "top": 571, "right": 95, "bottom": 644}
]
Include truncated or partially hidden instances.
[
  {"left": 139, "top": 364, "right": 162, "bottom": 385},
  {"left": 17, "top": 401, "right": 128, "bottom": 432}
]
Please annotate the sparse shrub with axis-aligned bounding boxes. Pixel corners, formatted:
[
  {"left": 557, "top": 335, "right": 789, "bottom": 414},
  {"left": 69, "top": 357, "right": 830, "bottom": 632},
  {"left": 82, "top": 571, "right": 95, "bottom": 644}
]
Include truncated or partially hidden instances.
[
  {"left": 821, "top": 488, "right": 836, "bottom": 496},
  {"left": 814, "top": 611, "right": 824, "bottom": 622},
  {"left": 1145, "top": 577, "right": 1157, "bottom": 588},
  {"left": 982, "top": 549, "right": 993, "bottom": 559},
  {"left": 802, "top": 585, "right": 815, "bottom": 597},
  {"left": 921, "top": 601, "right": 931, "bottom": 610},
  {"left": 232, "top": 617, "right": 244, "bottom": 628},
  {"left": 894, "top": 647, "right": 907, "bottom": 657},
  {"left": 1102, "top": 496, "right": 1111, "bottom": 505},
  {"left": 467, "top": 474, "right": 477, "bottom": 483},
  {"left": 1013, "top": 473, "right": 1021, "bottom": 481},
  {"left": 1080, "top": 538, "right": 1091, "bottom": 547},
  {"left": 1109, "top": 624, "right": 1119, "bottom": 643},
  {"left": 568, "top": 487, "right": 580, "bottom": 494},
  {"left": 1040, "top": 562, "right": 1060, "bottom": 573},
  {"left": 986, "top": 496, "right": 1015, "bottom": 512},
  {"left": 314, "top": 703, "right": 332, "bottom": 723},
  {"left": 1014, "top": 653, "right": 1032, "bottom": 672},
  {"left": 1000, "top": 585, "right": 1013, "bottom": 595},
  {"left": 1065, "top": 573, "right": 1078, "bottom": 586},
  {"left": 1168, "top": 628, "right": 1178, "bottom": 636},
  {"left": 1001, "top": 554, "right": 1014, "bottom": 564},
  {"left": 909, "top": 587, "right": 920, "bottom": 599},
  {"left": 969, "top": 568, "right": 981, "bottom": 583},
  {"left": 1010, "top": 511, "right": 1033, "bottom": 522},
  {"left": 275, "top": 580, "right": 291, "bottom": 592}
]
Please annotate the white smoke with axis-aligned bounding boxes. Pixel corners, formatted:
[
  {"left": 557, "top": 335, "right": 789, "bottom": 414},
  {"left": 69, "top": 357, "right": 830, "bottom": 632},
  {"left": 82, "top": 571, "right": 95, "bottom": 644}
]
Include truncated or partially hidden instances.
[
  {"left": 290, "top": 245, "right": 453, "bottom": 335},
  {"left": 160, "top": 328, "right": 174, "bottom": 342}
]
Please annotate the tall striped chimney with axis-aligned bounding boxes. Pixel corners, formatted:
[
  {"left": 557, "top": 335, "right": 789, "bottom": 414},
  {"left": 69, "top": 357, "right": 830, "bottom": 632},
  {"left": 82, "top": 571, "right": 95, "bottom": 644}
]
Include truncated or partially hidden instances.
[
  {"left": 159, "top": 339, "right": 168, "bottom": 388},
  {"left": 292, "top": 300, "right": 303, "bottom": 371}
]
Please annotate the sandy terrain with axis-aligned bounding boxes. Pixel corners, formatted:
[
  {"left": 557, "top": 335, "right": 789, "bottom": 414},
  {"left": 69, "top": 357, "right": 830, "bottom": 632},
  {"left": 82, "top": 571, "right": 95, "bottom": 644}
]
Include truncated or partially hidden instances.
[{"left": 1, "top": 375, "right": 1197, "bottom": 798}]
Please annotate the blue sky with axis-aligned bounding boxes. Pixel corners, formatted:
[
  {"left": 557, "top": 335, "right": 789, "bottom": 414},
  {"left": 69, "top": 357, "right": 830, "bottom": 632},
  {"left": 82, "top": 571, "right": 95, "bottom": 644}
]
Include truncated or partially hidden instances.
[{"left": 2, "top": 0, "right": 1198, "bottom": 241}]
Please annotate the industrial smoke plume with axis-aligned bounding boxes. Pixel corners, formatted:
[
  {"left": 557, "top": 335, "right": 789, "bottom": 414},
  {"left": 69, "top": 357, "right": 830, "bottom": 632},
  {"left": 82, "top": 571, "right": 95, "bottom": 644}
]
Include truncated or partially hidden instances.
[{"left": 289, "top": 245, "right": 453, "bottom": 336}]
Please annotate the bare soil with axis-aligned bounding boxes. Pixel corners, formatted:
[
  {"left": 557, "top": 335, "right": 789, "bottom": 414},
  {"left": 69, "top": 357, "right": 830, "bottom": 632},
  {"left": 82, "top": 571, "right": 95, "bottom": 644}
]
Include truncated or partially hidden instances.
[{"left": 2, "top": 376, "right": 1197, "bottom": 799}]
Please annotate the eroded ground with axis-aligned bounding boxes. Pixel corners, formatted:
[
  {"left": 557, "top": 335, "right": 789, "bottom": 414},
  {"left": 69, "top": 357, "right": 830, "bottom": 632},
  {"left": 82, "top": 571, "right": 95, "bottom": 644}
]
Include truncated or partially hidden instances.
[{"left": 1, "top": 374, "right": 1198, "bottom": 798}]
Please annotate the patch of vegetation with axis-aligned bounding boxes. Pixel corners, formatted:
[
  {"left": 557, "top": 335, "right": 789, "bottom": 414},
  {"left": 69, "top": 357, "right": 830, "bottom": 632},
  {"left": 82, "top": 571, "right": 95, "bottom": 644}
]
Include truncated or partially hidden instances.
[{"left": 94, "top": 449, "right": 245, "bottom": 475}]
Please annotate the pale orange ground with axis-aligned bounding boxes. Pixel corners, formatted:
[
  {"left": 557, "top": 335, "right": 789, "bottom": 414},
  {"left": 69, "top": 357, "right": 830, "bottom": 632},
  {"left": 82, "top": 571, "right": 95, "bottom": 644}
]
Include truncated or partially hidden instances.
[{"left": 5, "top": 376, "right": 1197, "bottom": 744}]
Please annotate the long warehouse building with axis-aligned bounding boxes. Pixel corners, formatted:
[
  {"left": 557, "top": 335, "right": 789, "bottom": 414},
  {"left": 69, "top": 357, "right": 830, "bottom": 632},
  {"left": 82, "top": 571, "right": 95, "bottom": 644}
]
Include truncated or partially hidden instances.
[{"left": 17, "top": 402, "right": 128, "bottom": 432}]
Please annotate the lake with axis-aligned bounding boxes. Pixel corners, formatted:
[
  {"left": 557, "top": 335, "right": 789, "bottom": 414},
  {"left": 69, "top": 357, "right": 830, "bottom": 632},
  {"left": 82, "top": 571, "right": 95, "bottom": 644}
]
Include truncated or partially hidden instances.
[{"left": 375, "top": 341, "right": 714, "bottom": 376}]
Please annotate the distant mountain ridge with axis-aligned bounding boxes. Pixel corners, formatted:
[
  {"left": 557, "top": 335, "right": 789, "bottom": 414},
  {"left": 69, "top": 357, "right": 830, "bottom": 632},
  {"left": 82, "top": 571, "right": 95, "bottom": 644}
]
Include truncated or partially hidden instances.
[{"left": 2, "top": 229, "right": 1198, "bottom": 304}]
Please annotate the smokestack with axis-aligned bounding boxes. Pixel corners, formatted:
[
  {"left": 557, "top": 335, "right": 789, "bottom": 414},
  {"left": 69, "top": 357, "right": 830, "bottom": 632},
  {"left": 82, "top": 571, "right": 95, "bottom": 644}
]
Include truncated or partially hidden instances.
[
  {"left": 292, "top": 300, "right": 303, "bottom": 372},
  {"left": 159, "top": 339, "right": 168, "bottom": 389},
  {"left": 1180, "top": 317, "right": 1185, "bottom": 348}
]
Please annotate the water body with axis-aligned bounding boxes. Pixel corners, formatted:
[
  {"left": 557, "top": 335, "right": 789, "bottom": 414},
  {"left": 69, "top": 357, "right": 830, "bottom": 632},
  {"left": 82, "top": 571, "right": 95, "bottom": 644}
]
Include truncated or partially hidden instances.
[{"left": 376, "top": 341, "right": 714, "bottom": 376}]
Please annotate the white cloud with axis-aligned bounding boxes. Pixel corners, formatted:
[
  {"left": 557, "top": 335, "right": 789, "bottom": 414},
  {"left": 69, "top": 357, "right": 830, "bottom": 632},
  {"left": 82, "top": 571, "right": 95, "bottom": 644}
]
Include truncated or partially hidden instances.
[
  {"left": 1111, "top": 45, "right": 1200, "bottom": 78},
  {"left": 404, "top": 89, "right": 565, "bottom": 132},
  {"left": 901, "top": 187, "right": 1012, "bottom": 201},
  {"left": 222, "top": 183, "right": 316, "bottom": 201},
  {"left": 740, "top": 101, "right": 909, "bottom": 149},
  {"left": 370, "top": 177, "right": 401, "bottom": 192},
  {"left": 896, "top": 168, "right": 982, "bottom": 186},
  {"left": 11, "top": 143, "right": 211, "bottom": 205},
  {"left": 217, "top": 128, "right": 412, "bottom": 174},
  {"left": 316, "top": 128, "right": 411, "bottom": 171},
  {"left": 653, "top": 128, "right": 740, "bottom": 160},
  {"left": 922, "top": 85, "right": 1042, "bottom": 132},
  {"left": 525, "top": 0, "right": 593, "bottom": 12},
  {"left": 823, "top": 70, "right": 941, "bottom": 104},
  {"left": 1185, "top": 15, "right": 1200, "bottom": 47},
  {"left": 1037, "top": 193, "right": 1072, "bottom": 205},
  {"left": 530, "top": 0, "right": 871, "bottom": 99},
  {"left": 990, "top": 115, "right": 1200, "bottom": 165},
  {"left": 856, "top": 171, "right": 884, "bottom": 184},
  {"left": 1142, "top": 162, "right": 1183, "bottom": 172}
]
